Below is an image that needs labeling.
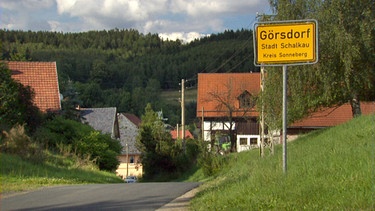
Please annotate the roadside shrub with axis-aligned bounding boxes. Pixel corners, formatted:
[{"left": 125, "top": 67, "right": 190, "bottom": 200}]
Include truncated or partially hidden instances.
[
  {"left": 34, "top": 116, "right": 122, "bottom": 172},
  {"left": 33, "top": 116, "right": 92, "bottom": 148},
  {"left": 197, "top": 141, "right": 226, "bottom": 176},
  {"left": 137, "top": 104, "right": 202, "bottom": 180},
  {"left": 1, "top": 124, "right": 43, "bottom": 161},
  {"left": 47, "top": 143, "right": 98, "bottom": 171},
  {"left": 77, "top": 131, "right": 121, "bottom": 172},
  {"left": 171, "top": 139, "right": 200, "bottom": 174},
  {"left": 98, "top": 149, "right": 119, "bottom": 171},
  {"left": 186, "top": 138, "right": 200, "bottom": 161}
]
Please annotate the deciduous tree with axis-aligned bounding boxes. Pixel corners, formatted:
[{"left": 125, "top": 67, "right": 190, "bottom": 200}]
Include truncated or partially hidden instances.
[
  {"left": 0, "top": 62, "right": 41, "bottom": 132},
  {"left": 265, "top": 0, "right": 375, "bottom": 120}
]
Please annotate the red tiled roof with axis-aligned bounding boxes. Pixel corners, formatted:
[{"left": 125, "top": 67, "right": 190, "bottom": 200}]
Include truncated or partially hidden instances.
[
  {"left": 6, "top": 61, "right": 61, "bottom": 112},
  {"left": 196, "top": 73, "right": 260, "bottom": 118},
  {"left": 291, "top": 102, "right": 375, "bottom": 128},
  {"left": 170, "top": 129, "right": 194, "bottom": 140}
]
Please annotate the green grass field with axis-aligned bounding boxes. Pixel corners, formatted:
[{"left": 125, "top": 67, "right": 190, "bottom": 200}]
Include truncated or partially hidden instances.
[
  {"left": 189, "top": 114, "right": 375, "bottom": 210},
  {"left": 0, "top": 152, "right": 123, "bottom": 194}
]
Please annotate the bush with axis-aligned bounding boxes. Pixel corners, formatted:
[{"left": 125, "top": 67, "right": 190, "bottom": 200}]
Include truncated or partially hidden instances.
[
  {"left": 197, "top": 141, "right": 226, "bottom": 176},
  {"left": 33, "top": 116, "right": 122, "bottom": 171},
  {"left": 185, "top": 139, "right": 200, "bottom": 160},
  {"left": 33, "top": 116, "right": 92, "bottom": 147},
  {"left": 1, "top": 124, "right": 43, "bottom": 162},
  {"left": 77, "top": 131, "right": 121, "bottom": 172}
]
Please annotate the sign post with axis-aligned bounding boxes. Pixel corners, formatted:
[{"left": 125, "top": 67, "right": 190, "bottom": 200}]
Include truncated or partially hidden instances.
[
  {"left": 282, "top": 65, "right": 287, "bottom": 173},
  {"left": 253, "top": 20, "right": 318, "bottom": 174}
]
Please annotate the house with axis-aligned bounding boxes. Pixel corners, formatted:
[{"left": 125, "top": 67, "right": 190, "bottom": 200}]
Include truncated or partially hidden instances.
[
  {"left": 79, "top": 109, "right": 144, "bottom": 178},
  {"left": 288, "top": 102, "right": 375, "bottom": 140},
  {"left": 79, "top": 107, "right": 120, "bottom": 139},
  {"left": 196, "top": 73, "right": 374, "bottom": 152},
  {"left": 170, "top": 129, "right": 194, "bottom": 140},
  {"left": 117, "top": 113, "right": 143, "bottom": 178},
  {"left": 7, "top": 61, "right": 61, "bottom": 112},
  {"left": 196, "top": 73, "right": 261, "bottom": 152}
]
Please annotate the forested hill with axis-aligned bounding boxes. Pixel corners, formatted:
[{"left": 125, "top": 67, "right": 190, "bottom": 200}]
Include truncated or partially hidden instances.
[{"left": 0, "top": 29, "right": 257, "bottom": 123}]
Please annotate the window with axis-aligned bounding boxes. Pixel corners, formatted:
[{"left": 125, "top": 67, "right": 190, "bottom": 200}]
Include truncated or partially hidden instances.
[
  {"left": 239, "top": 138, "right": 247, "bottom": 145},
  {"left": 238, "top": 90, "right": 255, "bottom": 108},
  {"left": 130, "top": 156, "right": 134, "bottom": 163},
  {"left": 250, "top": 138, "right": 258, "bottom": 145}
]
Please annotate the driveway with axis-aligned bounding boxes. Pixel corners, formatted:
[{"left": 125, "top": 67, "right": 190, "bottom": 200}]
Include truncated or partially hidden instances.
[{"left": 1, "top": 182, "right": 201, "bottom": 211}]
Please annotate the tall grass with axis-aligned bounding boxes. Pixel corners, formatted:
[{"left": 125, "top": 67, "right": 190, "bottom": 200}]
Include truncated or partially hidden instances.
[
  {"left": 0, "top": 152, "right": 124, "bottom": 194},
  {"left": 190, "top": 114, "right": 374, "bottom": 210}
]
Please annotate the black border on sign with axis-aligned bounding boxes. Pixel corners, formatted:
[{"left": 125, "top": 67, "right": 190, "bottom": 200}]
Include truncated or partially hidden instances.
[{"left": 253, "top": 19, "right": 318, "bottom": 66}]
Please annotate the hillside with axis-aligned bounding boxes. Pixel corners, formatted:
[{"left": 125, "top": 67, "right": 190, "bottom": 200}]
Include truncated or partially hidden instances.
[
  {"left": 189, "top": 114, "right": 375, "bottom": 210},
  {"left": 1, "top": 29, "right": 256, "bottom": 124},
  {"left": 160, "top": 88, "right": 197, "bottom": 106},
  {"left": 0, "top": 152, "right": 124, "bottom": 194}
]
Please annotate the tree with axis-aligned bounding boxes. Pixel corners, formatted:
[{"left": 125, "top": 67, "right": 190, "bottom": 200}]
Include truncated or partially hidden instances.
[
  {"left": 76, "top": 82, "right": 104, "bottom": 107},
  {"left": 145, "top": 78, "right": 161, "bottom": 106},
  {"left": 136, "top": 103, "right": 175, "bottom": 179},
  {"left": 205, "top": 77, "right": 257, "bottom": 152},
  {"left": 266, "top": 0, "right": 375, "bottom": 119},
  {"left": 60, "top": 80, "right": 82, "bottom": 120},
  {"left": 90, "top": 59, "right": 114, "bottom": 89},
  {"left": 0, "top": 62, "right": 41, "bottom": 132}
]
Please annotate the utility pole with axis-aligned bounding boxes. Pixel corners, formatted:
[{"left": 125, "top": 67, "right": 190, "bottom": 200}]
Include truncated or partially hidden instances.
[
  {"left": 201, "top": 107, "right": 204, "bottom": 141},
  {"left": 126, "top": 143, "right": 129, "bottom": 177},
  {"left": 181, "top": 79, "right": 186, "bottom": 154},
  {"left": 176, "top": 124, "right": 179, "bottom": 139}
]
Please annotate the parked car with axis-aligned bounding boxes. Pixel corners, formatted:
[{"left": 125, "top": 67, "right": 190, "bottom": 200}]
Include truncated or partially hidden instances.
[{"left": 124, "top": 176, "right": 137, "bottom": 183}]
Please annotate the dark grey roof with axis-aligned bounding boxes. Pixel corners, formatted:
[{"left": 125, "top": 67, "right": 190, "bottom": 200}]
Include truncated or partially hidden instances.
[
  {"left": 123, "top": 113, "right": 141, "bottom": 127},
  {"left": 118, "top": 113, "right": 141, "bottom": 155},
  {"left": 80, "top": 107, "right": 117, "bottom": 137}
]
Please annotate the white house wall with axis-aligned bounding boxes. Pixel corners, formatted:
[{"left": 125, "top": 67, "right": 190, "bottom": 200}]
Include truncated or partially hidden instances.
[
  {"left": 203, "top": 121, "right": 263, "bottom": 153},
  {"left": 236, "top": 135, "right": 260, "bottom": 152},
  {"left": 203, "top": 121, "right": 235, "bottom": 142}
]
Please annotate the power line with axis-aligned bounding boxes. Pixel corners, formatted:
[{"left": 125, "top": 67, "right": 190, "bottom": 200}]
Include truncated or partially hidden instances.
[
  {"left": 203, "top": 17, "right": 258, "bottom": 74},
  {"left": 183, "top": 16, "right": 258, "bottom": 88}
]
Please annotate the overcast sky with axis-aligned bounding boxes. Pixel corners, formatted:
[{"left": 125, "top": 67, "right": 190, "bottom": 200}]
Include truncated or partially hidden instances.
[{"left": 0, "top": 0, "right": 271, "bottom": 42}]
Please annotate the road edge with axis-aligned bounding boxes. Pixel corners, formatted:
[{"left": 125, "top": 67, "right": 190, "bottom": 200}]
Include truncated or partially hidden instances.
[{"left": 156, "top": 187, "right": 200, "bottom": 211}]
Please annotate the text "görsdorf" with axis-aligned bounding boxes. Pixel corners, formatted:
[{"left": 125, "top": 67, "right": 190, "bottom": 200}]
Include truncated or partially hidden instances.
[{"left": 254, "top": 21, "right": 317, "bottom": 65}]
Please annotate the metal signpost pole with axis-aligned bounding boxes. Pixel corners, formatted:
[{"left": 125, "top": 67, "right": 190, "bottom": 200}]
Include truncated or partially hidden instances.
[
  {"left": 253, "top": 19, "right": 318, "bottom": 174},
  {"left": 260, "top": 65, "right": 265, "bottom": 157},
  {"left": 282, "top": 65, "right": 288, "bottom": 174}
]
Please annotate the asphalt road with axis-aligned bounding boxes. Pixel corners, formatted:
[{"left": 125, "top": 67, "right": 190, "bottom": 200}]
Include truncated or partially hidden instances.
[{"left": 1, "top": 182, "right": 201, "bottom": 211}]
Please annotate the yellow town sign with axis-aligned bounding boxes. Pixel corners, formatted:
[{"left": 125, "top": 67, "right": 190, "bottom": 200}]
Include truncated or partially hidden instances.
[{"left": 254, "top": 20, "right": 318, "bottom": 66}]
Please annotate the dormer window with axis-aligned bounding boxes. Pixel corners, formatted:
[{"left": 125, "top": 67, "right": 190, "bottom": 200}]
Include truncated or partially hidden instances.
[{"left": 238, "top": 90, "right": 255, "bottom": 108}]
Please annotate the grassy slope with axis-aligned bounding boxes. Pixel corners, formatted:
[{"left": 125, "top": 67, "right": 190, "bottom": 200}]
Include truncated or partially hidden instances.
[
  {"left": 0, "top": 153, "right": 123, "bottom": 194},
  {"left": 190, "top": 114, "right": 375, "bottom": 210}
]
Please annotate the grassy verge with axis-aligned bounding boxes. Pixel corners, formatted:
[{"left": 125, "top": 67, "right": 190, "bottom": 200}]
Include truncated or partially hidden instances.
[
  {"left": 189, "top": 114, "right": 375, "bottom": 210},
  {"left": 0, "top": 152, "right": 123, "bottom": 194}
]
